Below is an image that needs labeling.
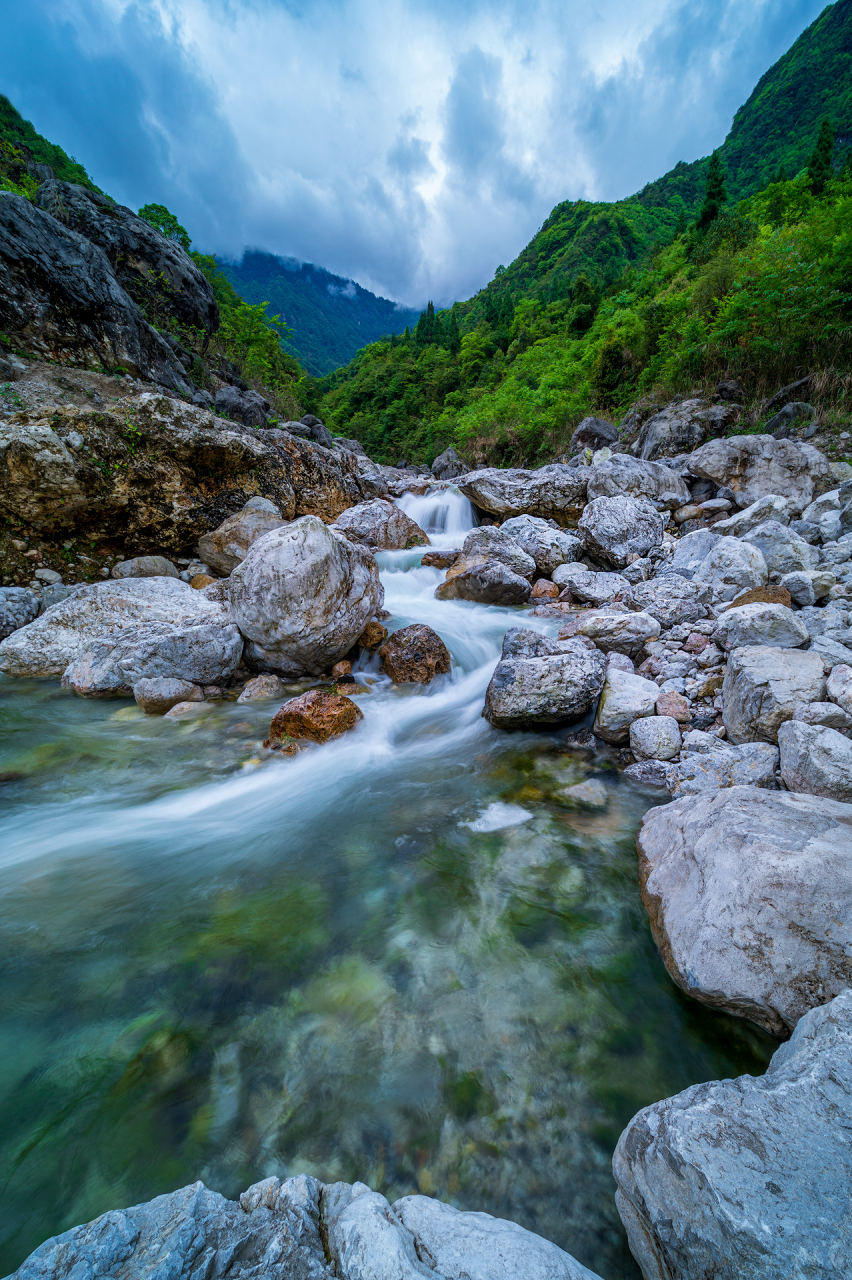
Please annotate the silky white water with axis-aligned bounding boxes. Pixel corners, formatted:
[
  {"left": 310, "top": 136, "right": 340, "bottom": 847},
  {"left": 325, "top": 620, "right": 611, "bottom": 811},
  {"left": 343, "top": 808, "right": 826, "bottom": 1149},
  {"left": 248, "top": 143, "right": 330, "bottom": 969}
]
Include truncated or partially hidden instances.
[{"left": 0, "top": 489, "right": 773, "bottom": 1278}]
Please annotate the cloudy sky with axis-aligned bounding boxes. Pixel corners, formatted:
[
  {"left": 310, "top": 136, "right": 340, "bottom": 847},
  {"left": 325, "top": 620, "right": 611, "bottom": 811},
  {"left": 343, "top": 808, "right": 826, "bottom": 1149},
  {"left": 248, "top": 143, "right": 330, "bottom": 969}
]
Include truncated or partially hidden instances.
[{"left": 1, "top": 0, "right": 826, "bottom": 306}]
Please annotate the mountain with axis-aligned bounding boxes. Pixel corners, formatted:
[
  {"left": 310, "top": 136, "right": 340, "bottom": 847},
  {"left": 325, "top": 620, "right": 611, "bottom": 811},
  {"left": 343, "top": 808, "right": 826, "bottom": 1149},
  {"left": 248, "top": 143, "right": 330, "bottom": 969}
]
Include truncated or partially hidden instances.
[
  {"left": 0, "top": 94, "right": 100, "bottom": 193},
  {"left": 219, "top": 251, "right": 420, "bottom": 376},
  {"left": 313, "top": 0, "right": 852, "bottom": 466}
]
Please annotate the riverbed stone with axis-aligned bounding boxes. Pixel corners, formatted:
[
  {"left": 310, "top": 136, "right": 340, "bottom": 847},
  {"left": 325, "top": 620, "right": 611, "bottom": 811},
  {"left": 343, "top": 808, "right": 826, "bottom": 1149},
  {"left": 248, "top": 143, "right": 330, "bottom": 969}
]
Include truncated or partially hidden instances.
[
  {"left": 460, "top": 527, "right": 536, "bottom": 578},
  {"left": 499, "top": 514, "right": 583, "bottom": 575},
  {"left": 779, "top": 568, "right": 837, "bottom": 605},
  {"left": 655, "top": 690, "right": 691, "bottom": 722},
  {"left": 793, "top": 699, "right": 852, "bottom": 732},
  {"left": 692, "top": 537, "right": 768, "bottom": 603},
  {"left": 741, "top": 520, "right": 819, "bottom": 576},
  {"left": 378, "top": 624, "right": 451, "bottom": 684},
  {"left": 62, "top": 618, "right": 244, "bottom": 697},
  {"left": 667, "top": 740, "right": 779, "bottom": 796},
  {"left": 0, "top": 586, "right": 39, "bottom": 639},
  {"left": 667, "top": 529, "right": 721, "bottom": 580},
  {"left": 133, "top": 677, "right": 204, "bottom": 714},
  {"left": 430, "top": 446, "right": 468, "bottom": 479},
  {"left": 778, "top": 720, "right": 852, "bottom": 801},
  {"left": 722, "top": 645, "right": 826, "bottom": 743},
  {"left": 484, "top": 630, "right": 606, "bottom": 730},
  {"left": 111, "top": 555, "right": 179, "bottom": 580},
  {"left": 356, "top": 621, "right": 389, "bottom": 651},
  {"left": 228, "top": 516, "right": 383, "bottom": 678},
  {"left": 558, "top": 610, "right": 660, "bottom": 656},
  {"left": 550, "top": 566, "right": 630, "bottom": 605},
  {"left": 636, "top": 786, "right": 852, "bottom": 1035},
  {"left": 333, "top": 498, "right": 430, "bottom": 550},
  {"left": 613, "top": 991, "right": 852, "bottom": 1280},
  {"left": 198, "top": 501, "right": 286, "bottom": 575},
  {"left": 713, "top": 602, "right": 808, "bottom": 651},
  {"left": 585, "top": 456, "right": 690, "bottom": 510},
  {"left": 268, "top": 690, "right": 363, "bottom": 744},
  {"left": 458, "top": 465, "right": 589, "bottom": 526},
  {"left": 578, "top": 496, "right": 663, "bottom": 568},
  {"left": 435, "top": 556, "right": 531, "bottom": 605},
  {"left": 237, "top": 673, "right": 287, "bottom": 702},
  {"left": 0, "top": 578, "right": 226, "bottom": 678},
  {"left": 827, "top": 664, "right": 852, "bottom": 714},
  {"left": 629, "top": 716, "right": 681, "bottom": 760},
  {"left": 624, "top": 576, "right": 706, "bottom": 628},
  {"left": 686, "top": 434, "right": 834, "bottom": 514},
  {"left": 592, "top": 668, "right": 660, "bottom": 744},
  {"left": 710, "top": 493, "right": 792, "bottom": 536}
]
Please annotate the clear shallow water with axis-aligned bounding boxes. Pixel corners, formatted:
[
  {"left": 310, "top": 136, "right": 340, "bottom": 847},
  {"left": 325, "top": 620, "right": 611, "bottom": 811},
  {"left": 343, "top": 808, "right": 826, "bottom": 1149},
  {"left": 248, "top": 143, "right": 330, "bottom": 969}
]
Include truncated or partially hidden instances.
[{"left": 0, "top": 490, "right": 774, "bottom": 1278}]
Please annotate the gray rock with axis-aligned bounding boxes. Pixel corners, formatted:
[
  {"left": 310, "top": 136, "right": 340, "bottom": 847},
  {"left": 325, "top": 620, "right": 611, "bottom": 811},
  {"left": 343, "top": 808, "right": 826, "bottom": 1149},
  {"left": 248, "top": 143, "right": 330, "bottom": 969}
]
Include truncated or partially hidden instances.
[
  {"left": 498, "top": 515, "right": 583, "bottom": 575},
  {"left": 799, "top": 601, "right": 850, "bottom": 638},
  {"left": 299, "top": 415, "right": 334, "bottom": 448},
  {"left": 34, "top": 567, "right": 62, "bottom": 585},
  {"left": 38, "top": 583, "right": 84, "bottom": 612},
  {"left": 459, "top": 465, "right": 589, "bottom": 526},
  {"left": 0, "top": 577, "right": 225, "bottom": 678},
  {"left": 625, "top": 575, "right": 707, "bottom": 627},
  {"left": 484, "top": 631, "right": 606, "bottom": 729},
  {"left": 686, "top": 434, "right": 834, "bottom": 515},
  {"left": 713, "top": 602, "right": 809, "bottom": 651},
  {"left": 0, "top": 586, "right": 39, "bottom": 639},
  {"left": 133, "top": 677, "right": 204, "bottom": 714},
  {"left": 722, "top": 645, "right": 826, "bottom": 744},
  {"left": 198, "top": 501, "right": 287, "bottom": 576},
  {"left": 460, "top": 527, "right": 536, "bottom": 578},
  {"left": 780, "top": 568, "right": 837, "bottom": 606},
  {"left": 332, "top": 437, "right": 368, "bottom": 458},
  {"left": 622, "top": 759, "right": 673, "bottom": 792},
  {"left": 578, "top": 495, "right": 663, "bottom": 568},
  {"left": 229, "top": 516, "right": 383, "bottom": 678},
  {"left": 741, "top": 520, "right": 818, "bottom": 576},
  {"left": 111, "top": 555, "right": 180, "bottom": 580},
  {"left": 632, "top": 398, "right": 736, "bottom": 460},
  {"left": 801, "top": 489, "right": 842, "bottom": 542},
  {"left": 435, "top": 556, "right": 532, "bottom": 605},
  {"left": 593, "top": 668, "right": 660, "bottom": 743},
  {"left": 765, "top": 399, "right": 814, "bottom": 435},
  {"left": 237, "top": 673, "right": 288, "bottom": 702},
  {"left": 568, "top": 416, "right": 617, "bottom": 454},
  {"left": 636, "top": 785, "right": 852, "bottom": 1035},
  {"left": 667, "top": 741, "right": 779, "bottom": 796},
  {"left": 550, "top": 565, "right": 630, "bottom": 605},
  {"left": 334, "top": 499, "right": 430, "bottom": 550},
  {"left": 560, "top": 609, "right": 660, "bottom": 656},
  {"left": 778, "top": 720, "right": 852, "bottom": 801},
  {"left": 430, "top": 446, "right": 468, "bottom": 479},
  {"left": 793, "top": 699, "right": 852, "bottom": 732},
  {"left": 692, "top": 536, "right": 768, "bottom": 603},
  {"left": 629, "top": 715, "right": 681, "bottom": 760},
  {"left": 585, "top": 455, "right": 690, "bottom": 510},
  {"left": 667, "top": 528, "right": 722, "bottom": 580},
  {"left": 0, "top": 192, "right": 190, "bottom": 392},
  {"left": 809, "top": 633, "right": 852, "bottom": 671},
  {"left": 827, "top": 664, "right": 852, "bottom": 715},
  {"left": 215, "top": 385, "right": 270, "bottom": 428},
  {"left": 63, "top": 619, "right": 243, "bottom": 697},
  {"left": 613, "top": 991, "right": 852, "bottom": 1280},
  {"left": 710, "top": 493, "right": 792, "bottom": 536}
]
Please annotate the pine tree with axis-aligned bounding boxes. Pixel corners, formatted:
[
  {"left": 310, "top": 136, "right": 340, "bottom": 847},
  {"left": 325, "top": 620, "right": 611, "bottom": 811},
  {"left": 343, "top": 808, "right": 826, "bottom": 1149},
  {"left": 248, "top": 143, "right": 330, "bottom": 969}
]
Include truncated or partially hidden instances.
[
  {"left": 444, "top": 307, "right": 461, "bottom": 354},
  {"left": 808, "top": 118, "right": 835, "bottom": 195},
  {"left": 697, "top": 151, "right": 727, "bottom": 231}
]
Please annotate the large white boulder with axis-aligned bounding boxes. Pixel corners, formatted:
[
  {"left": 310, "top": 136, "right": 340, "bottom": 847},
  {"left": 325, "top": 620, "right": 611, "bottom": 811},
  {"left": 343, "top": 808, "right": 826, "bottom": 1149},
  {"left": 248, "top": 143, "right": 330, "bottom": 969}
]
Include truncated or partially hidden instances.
[
  {"left": 228, "top": 515, "right": 384, "bottom": 677},
  {"left": 629, "top": 715, "right": 681, "bottom": 760},
  {"left": 692, "top": 537, "right": 768, "bottom": 604},
  {"left": 778, "top": 720, "right": 852, "bottom": 801},
  {"left": 593, "top": 668, "right": 660, "bottom": 743},
  {"left": 801, "top": 489, "right": 842, "bottom": 542},
  {"left": 578, "top": 495, "right": 663, "bottom": 568},
  {"left": 498, "top": 514, "right": 583, "bottom": 575},
  {"left": 741, "top": 520, "right": 819, "bottom": 576},
  {"left": 710, "top": 493, "right": 792, "bottom": 537},
  {"left": 613, "top": 991, "right": 852, "bottom": 1280},
  {"left": 667, "top": 739, "right": 779, "bottom": 796},
  {"left": 585, "top": 455, "right": 690, "bottom": 510},
  {"left": 458, "top": 465, "right": 589, "bottom": 526},
  {"left": 333, "top": 498, "right": 430, "bottom": 550},
  {"left": 0, "top": 578, "right": 224, "bottom": 678},
  {"left": 722, "top": 645, "right": 826, "bottom": 743},
  {"left": 687, "top": 434, "right": 834, "bottom": 514},
  {"left": 62, "top": 619, "right": 243, "bottom": 696},
  {"left": 713, "top": 602, "right": 809, "bottom": 651},
  {"left": 483, "top": 629, "right": 606, "bottom": 729},
  {"left": 198, "top": 497, "right": 286, "bottom": 574},
  {"left": 635, "top": 785, "right": 852, "bottom": 1035}
]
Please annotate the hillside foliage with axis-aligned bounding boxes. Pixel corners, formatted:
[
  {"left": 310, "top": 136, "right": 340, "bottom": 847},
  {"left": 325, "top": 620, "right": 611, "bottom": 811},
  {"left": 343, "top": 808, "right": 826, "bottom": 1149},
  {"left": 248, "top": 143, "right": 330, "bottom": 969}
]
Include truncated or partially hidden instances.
[{"left": 0, "top": 95, "right": 100, "bottom": 194}]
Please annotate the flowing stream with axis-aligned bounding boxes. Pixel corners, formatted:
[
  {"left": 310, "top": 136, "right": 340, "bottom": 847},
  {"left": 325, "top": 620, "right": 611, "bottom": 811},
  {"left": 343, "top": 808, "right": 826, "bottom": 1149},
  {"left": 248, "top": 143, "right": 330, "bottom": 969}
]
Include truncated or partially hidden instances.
[{"left": 0, "top": 489, "right": 774, "bottom": 1278}]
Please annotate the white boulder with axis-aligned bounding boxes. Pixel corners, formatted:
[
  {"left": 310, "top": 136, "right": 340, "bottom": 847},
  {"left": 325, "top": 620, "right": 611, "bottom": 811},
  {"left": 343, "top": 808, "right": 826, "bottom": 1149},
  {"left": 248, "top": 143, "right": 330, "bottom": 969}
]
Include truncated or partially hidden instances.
[
  {"left": 710, "top": 493, "right": 792, "bottom": 537},
  {"left": 722, "top": 645, "right": 826, "bottom": 744},
  {"left": 498, "top": 514, "right": 583, "bottom": 575},
  {"left": 629, "top": 715, "right": 681, "bottom": 760},
  {"left": 578, "top": 495, "right": 663, "bottom": 568},
  {"left": 778, "top": 720, "right": 852, "bottom": 801},
  {"left": 692, "top": 537, "right": 768, "bottom": 604},
  {"left": 198, "top": 498, "right": 286, "bottom": 575},
  {"left": 593, "top": 668, "right": 660, "bottom": 743},
  {"left": 687, "top": 434, "right": 834, "bottom": 514},
  {"left": 713, "top": 602, "right": 809, "bottom": 651}
]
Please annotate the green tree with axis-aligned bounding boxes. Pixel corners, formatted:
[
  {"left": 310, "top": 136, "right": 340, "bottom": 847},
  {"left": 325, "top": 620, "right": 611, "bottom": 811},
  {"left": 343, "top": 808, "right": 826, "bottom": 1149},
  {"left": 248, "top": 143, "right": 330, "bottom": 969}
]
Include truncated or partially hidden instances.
[
  {"left": 807, "top": 117, "right": 835, "bottom": 195},
  {"left": 138, "top": 203, "right": 192, "bottom": 253},
  {"left": 697, "top": 151, "right": 728, "bottom": 231}
]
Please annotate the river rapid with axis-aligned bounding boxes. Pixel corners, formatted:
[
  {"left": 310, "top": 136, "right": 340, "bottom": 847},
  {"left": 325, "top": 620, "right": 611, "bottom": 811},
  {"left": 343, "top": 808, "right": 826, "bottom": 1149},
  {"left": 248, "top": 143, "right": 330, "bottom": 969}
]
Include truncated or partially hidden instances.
[{"left": 0, "top": 489, "right": 773, "bottom": 1278}]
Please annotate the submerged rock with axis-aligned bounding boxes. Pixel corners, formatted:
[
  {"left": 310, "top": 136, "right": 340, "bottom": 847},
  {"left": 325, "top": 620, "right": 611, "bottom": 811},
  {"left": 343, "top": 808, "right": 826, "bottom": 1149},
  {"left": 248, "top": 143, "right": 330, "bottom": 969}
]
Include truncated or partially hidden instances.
[
  {"left": 636, "top": 786, "right": 852, "bottom": 1035},
  {"left": 378, "top": 624, "right": 452, "bottom": 684},
  {"left": 237, "top": 673, "right": 288, "bottom": 703},
  {"left": 613, "top": 991, "right": 852, "bottom": 1280},
  {"left": 268, "top": 690, "right": 363, "bottom": 745}
]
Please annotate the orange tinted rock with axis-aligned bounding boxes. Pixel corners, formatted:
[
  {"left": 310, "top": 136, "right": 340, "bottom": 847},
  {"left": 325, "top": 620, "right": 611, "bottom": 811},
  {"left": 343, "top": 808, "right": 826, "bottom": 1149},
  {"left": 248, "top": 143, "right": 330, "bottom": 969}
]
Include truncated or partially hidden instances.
[
  {"left": 268, "top": 690, "right": 363, "bottom": 744},
  {"left": 191, "top": 573, "right": 217, "bottom": 589},
  {"left": 531, "top": 579, "right": 560, "bottom": 599},
  {"left": 378, "top": 623, "right": 452, "bottom": 684},
  {"left": 421, "top": 550, "right": 460, "bottom": 569},
  {"left": 331, "top": 660, "right": 352, "bottom": 679},
  {"left": 721, "top": 584, "right": 792, "bottom": 610},
  {"left": 357, "top": 621, "right": 389, "bottom": 650},
  {"left": 656, "top": 690, "right": 692, "bottom": 722}
]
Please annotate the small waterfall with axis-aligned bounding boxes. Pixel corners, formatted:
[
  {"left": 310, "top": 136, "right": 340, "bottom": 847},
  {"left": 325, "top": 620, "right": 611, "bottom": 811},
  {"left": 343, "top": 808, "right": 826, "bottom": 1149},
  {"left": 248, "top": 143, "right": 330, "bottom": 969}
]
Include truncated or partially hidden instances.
[{"left": 397, "top": 487, "right": 476, "bottom": 548}]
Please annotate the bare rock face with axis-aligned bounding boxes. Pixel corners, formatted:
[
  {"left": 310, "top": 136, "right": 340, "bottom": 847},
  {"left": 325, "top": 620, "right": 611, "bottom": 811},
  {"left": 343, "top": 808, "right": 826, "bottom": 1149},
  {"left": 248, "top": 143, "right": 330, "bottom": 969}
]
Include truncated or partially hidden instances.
[
  {"left": 435, "top": 556, "right": 531, "bottom": 605},
  {"left": 458, "top": 465, "right": 589, "bottom": 527},
  {"left": 228, "top": 517, "right": 384, "bottom": 678},
  {"left": 268, "top": 690, "right": 363, "bottom": 744},
  {"left": 585, "top": 456, "right": 690, "bottom": 510},
  {"left": 378, "top": 623, "right": 451, "bottom": 683},
  {"left": 636, "top": 785, "right": 852, "bottom": 1035},
  {"left": 0, "top": 577, "right": 224, "bottom": 678},
  {"left": 0, "top": 192, "right": 190, "bottom": 391},
  {"left": 722, "top": 645, "right": 826, "bottom": 744},
  {"left": 578, "top": 496, "right": 663, "bottom": 568},
  {"left": 0, "top": 394, "right": 370, "bottom": 549},
  {"left": 687, "top": 434, "right": 834, "bottom": 515},
  {"left": 484, "top": 628, "right": 606, "bottom": 729},
  {"left": 613, "top": 991, "right": 852, "bottom": 1280},
  {"left": 778, "top": 720, "right": 852, "bottom": 802},
  {"left": 498, "top": 514, "right": 583, "bottom": 575},
  {"left": 333, "top": 498, "right": 430, "bottom": 550},
  {"left": 198, "top": 498, "right": 286, "bottom": 575}
]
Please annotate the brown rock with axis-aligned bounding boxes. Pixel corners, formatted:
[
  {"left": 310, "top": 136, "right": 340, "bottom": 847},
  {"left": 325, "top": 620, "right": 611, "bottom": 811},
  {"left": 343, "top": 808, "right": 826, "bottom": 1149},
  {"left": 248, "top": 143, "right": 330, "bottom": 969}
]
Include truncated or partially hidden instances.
[
  {"left": 721, "top": 584, "right": 793, "bottom": 610},
  {"left": 693, "top": 672, "right": 726, "bottom": 700},
  {"left": 656, "top": 691, "right": 692, "bottom": 722},
  {"left": 267, "top": 690, "right": 363, "bottom": 744},
  {"left": 421, "top": 550, "right": 460, "bottom": 569},
  {"left": 357, "top": 621, "right": 389, "bottom": 650},
  {"left": 331, "top": 660, "right": 352, "bottom": 679},
  {"left": 681, "top": 631, "right": 709, "bottom": 654},
  {"left": 378, "top": 623, "right": 452, "bottom": 684},
  {"left": 531, "top": 578, "right": 560, "bottom": 599},
  {"left": 191, "top": 573, "right": 217, "bottom": 589}
]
